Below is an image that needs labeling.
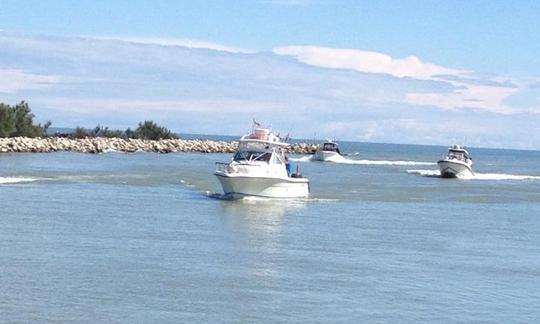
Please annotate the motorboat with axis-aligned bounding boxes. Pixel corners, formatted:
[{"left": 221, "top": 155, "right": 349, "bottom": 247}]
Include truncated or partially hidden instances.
[
  {"left": 312, "top": 140, "right": 342, "bottom": 161},
  {"left": 437, "top": 145, "right": 474, "bottom": 178},
  {"left": 214, "top": 123, "right": 309, "bottom": 199}
]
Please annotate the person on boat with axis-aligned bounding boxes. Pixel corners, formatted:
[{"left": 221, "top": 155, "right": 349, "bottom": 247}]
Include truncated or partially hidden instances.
[{"left": 285, "top": 156, "right": 292, "bottom": 177}]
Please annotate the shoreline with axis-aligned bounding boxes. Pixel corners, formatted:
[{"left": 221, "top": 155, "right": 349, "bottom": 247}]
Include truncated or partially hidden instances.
[{"left": 0, "top": 137, "right": 318, "bottom": 154}]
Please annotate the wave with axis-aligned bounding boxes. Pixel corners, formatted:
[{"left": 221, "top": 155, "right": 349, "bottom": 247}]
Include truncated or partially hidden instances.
[
  {"left": 407, "top": 169, "right": 540, "bottom": 181},
  {"left": 290, "top": 155, "right": 313, "bottom": 162},
  {"left": 239, "top": 196, "right": 337, "bottom": 203},
  {"left": 406, "top": 169, "right": 442, "bottom": 178},
  {"left": 461, "top": 173, "right": 540, "bottom": 181},
  {"left": 205, "top": 191, "right": 337, "bottom": 203},
  {"left": 291, "top": 154, "right": 435, "bottom": 166},
  {"left": 0, "top": 177, "right": 39, "bottom": 184}
]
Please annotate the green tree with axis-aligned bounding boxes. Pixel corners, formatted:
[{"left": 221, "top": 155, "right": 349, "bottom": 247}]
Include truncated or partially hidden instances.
[
  {"left": 0, "top": 103, "right": 16, "bottom": 137},
  {"left": 72, "top": 125, "right": 126, "bottom": 138},
  {"left": 132, "top": 120, "right": 177, "bottom": 140},
  {"left": 0, "top": 101, "right": 49, "bottom": 138}
]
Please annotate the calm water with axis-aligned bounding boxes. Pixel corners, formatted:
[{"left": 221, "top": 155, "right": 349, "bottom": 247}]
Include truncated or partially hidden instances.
[{"left": 1, "top": 142, "right": 540, "bottom": 323}]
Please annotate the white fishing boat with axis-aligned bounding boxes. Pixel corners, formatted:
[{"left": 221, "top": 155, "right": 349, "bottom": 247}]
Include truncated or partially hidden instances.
[
  {"left": 437, "top": 145, "right": 474, "bottom": 178},
  {"left": 312, "top": 140, "right": 342, "bottom": 161},
  {"left": 214, "top": 123, "right": 309, "bottom": 199}
]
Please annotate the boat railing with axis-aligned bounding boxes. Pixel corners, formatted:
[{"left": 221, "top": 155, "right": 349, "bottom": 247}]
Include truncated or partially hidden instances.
[{"left": 215, "top": 162, "right": 229, "bottom": 173}]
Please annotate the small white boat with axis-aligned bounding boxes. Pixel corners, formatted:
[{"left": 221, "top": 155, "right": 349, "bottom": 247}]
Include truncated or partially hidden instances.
[
  {"left": 437, "top": 145, "right": 474, "bottom": 178},
  {"left": 214, "top": 123, "right": 309, "bottom": 199},
  {"left": 312, "top": 140, "right": 342, "bottom": 161}
]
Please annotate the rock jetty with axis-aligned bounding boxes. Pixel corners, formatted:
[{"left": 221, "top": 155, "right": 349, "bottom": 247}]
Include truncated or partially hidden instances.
[{"left": 0, "top": 137, "right": 318, "bottom": 154}]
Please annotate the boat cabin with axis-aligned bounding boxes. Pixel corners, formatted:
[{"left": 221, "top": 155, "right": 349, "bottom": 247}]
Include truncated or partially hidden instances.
[
  {"left": 447, "top": 146, "right": 471, "bottom": 162},
  {"left": 322, "top": 142, "right": 341, "bottom": 154},
  {"left": 233, "top": 140, "right": 287, "bottom": 165}
]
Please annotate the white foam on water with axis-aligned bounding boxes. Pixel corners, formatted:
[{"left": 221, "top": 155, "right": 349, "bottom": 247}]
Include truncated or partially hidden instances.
[
  {"left": 205, "top": 191, "right": 337, "bottom": 203},
  {"left": 460, "top": 173, "right": 540, "bottom": 181},
  {"left": 180, "top": 179, "right": 196, "bottom": 188},
  {"left": 291, "top": 154, "right": 435, "bottom": 166},
  {"left": 407, "top": 169, "right": 540, "bottom": 181},
  {"left": 290, "top": 155, "right": 313, "bottom": 162},
  {"left": 407, "top": 169, "right": 442, "bottom": 177},
  {"left": 240, "top": 196, "right": 338, "bottom": 204},
  {"left": 324, "top": 154, "right": 435, "bottom": 166},
  {"left": 0, "top": 177, "right": 39, "bottom": 184}
]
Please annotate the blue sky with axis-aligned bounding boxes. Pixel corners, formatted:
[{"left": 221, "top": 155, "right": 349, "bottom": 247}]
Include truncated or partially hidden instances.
[
  {"left": 2, "top": 0, "right": 539, "bottom": 75},
  {"left": 1, "top": 1, "right": 540, "bottom": 148}
]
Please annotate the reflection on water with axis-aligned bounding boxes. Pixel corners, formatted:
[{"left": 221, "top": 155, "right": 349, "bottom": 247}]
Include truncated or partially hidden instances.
[
  {"left": 216, "top": 199, "right": 308, "bottom": 294},
  {"left": 219, "top": 198, "right": 307, "bottom": 232}
]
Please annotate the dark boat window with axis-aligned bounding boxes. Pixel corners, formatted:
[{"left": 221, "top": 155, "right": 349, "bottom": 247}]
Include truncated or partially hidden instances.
[{"left": 323, "top": 143, "right": 339, "bottom": 152}]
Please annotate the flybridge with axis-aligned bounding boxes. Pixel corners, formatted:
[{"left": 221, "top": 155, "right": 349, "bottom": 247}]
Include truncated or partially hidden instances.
[{"left": 239, "top": 125, "right": 289, "bottom": 148}]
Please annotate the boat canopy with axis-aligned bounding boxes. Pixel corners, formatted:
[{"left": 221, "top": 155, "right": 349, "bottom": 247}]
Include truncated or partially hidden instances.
[
  {"left": 238, "top": 139, "right": 287, "bottom": 152},
  {"left": 448, "top": 145, "right": 468, "bottom": 153}
]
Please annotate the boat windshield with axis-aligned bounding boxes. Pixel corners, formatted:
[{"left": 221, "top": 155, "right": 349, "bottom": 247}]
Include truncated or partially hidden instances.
[
  {"left": 448, "top": 150, "right": 470, "bottom": 161},
  {"left": 238, "top": 141, "right": 271, "bottom": 152},
  {"left": 233, "top": 151, "right": 272, "bottom": 162},
  {"left": 323, "top": 143, "right": 340, "bottom": 153}
]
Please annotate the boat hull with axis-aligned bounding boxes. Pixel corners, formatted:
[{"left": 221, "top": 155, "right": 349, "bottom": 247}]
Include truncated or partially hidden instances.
[
  {"left": 312, "top": 150, "right": 341, "bottom": 162},
  {"left": 214, "top": 173, "right": 309, "bottom": 198},
  {"left": 437, "top": 160, "right": 474, "bottom": 178}
]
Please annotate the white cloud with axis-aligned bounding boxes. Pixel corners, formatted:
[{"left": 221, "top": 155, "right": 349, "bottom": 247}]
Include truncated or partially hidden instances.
[
  {"left": 406, "top": 82, "right": 520, "bottom": 114},
  {"left": 93, "top": 36, "right": 254, "bottom": 54},
  {"left": 273, "top": 45, "right": 530, "bottom": 114},
  {"left": 0, "top": 69, "right": 61, "bottom": 94},
  {"left": 274, "top": 45, "right": 467, "bottom": 80},
  {"left": 34, "top": 97, "right": 283, "bottom": 114}
]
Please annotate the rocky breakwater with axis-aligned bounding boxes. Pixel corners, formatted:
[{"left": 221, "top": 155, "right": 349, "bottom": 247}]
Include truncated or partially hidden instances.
[{"left": 0, "top": 137, "right": 318, "bottom": 154}]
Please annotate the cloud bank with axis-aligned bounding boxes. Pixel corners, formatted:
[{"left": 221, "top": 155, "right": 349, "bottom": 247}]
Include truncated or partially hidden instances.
[
  {"left": 0, "top": 68, "right": 61, "bottom": 94},
  {"left": 273, "top": 45, "right": 523, "bottom": 114},
  {"left": 1, "top": 32, "right": 539, "bottom": 149},
  {"left": 94, "top": 36, "right": 254, "bottom": 54},
  {"left": 274, "top": 46, "right": 466, "bottom": 80}
]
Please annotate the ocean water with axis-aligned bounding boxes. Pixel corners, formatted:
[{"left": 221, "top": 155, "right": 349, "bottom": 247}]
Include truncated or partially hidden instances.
[{"left": 1, "top": 141, "right": 540, "bottom": 323}]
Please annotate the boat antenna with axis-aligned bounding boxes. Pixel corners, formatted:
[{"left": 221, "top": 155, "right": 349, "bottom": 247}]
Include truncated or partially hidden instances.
[
  {"left": 284, "top": 127, "right": 292, "bottom": 142},
  {"left": 284, "top": 132, "right": 290, "bottom": 142},
  {"left": 253, "top": 118, "right": 261, "bottom": 127}
]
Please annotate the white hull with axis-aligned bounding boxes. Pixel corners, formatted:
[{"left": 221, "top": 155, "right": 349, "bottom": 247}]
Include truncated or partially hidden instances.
[
  {"left": 312, "top": 150, "right": 341, "bottom": 161},
  {"left": 437, "top": 160, "right": 474, "bottom": 178},
  {"left": 215, "top": 173, "right": 309, "bottom": 198}
]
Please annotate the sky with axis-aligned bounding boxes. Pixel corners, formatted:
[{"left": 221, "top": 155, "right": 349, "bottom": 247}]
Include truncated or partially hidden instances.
[{"left": 1, "top": 0, "right": 539, "bottom": 149}]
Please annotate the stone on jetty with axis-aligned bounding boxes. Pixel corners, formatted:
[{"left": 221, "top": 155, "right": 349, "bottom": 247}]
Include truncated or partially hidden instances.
[{"left": 0, "top": 137, "right": 314, "bottom": 154}]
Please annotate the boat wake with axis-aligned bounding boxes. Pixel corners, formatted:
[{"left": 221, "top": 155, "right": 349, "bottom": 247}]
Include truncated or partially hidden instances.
[
  {"left": 205, "top": 191, "right": 337, "bottom": 203},
  {"left": 0, "top": 176, "right": 40, "bottom": 184},
  {"left": 407, "top": 169, "right": 540, "bottom": 180},
  {"left": 291, "top": 154, "right": 435, "bottom": 166},
  {"left": 290, "top": 155, "right": 313, "bottom": 162}
]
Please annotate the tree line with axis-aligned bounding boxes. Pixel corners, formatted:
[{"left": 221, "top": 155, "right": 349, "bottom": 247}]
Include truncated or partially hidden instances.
[
  {"left": 0, "top": 101, "right": 177, "bottom": 140},
  {"left": 0, "top": 101, "right": 51, "bottom": 137}
]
